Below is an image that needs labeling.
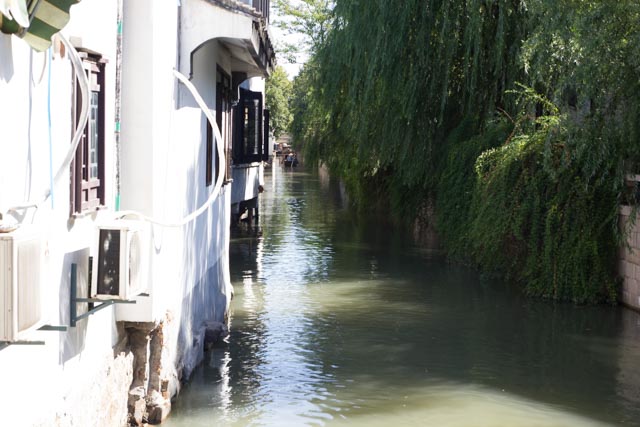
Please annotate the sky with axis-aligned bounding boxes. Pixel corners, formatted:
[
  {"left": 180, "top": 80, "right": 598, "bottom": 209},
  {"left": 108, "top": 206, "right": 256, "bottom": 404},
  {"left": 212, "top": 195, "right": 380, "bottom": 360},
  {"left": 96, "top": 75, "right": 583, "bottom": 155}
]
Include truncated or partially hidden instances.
[{"left": 269, "top": 4, "right": 307, "bottom": 79}]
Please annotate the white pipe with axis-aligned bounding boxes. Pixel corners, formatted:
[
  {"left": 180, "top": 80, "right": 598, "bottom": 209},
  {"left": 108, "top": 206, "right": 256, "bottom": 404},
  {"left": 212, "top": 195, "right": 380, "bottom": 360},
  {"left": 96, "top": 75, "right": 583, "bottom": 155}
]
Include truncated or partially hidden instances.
[
  {"left": 47, "top": 34, "right": 90, "bottom": 200},
  {"left": 5, "top": 34, "right": 90, "bottom": 215},
  {"left": 115, "top": 69, "right": 226, "bottom": 228}
]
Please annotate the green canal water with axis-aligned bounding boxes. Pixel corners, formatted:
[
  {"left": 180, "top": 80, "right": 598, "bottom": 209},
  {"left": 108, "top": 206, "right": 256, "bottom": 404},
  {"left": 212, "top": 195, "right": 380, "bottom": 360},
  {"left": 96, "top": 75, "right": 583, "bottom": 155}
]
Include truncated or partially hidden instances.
[{"left": 164, "top": 165, "right": 640, "bottom": 426}]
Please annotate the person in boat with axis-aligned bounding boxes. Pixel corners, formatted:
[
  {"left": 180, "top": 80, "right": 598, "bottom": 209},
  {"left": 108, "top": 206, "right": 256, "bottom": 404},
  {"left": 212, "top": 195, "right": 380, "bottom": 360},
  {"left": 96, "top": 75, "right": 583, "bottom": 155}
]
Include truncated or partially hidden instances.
[{"left": 285, "top": 152, "right": 294, "bottom": 166}]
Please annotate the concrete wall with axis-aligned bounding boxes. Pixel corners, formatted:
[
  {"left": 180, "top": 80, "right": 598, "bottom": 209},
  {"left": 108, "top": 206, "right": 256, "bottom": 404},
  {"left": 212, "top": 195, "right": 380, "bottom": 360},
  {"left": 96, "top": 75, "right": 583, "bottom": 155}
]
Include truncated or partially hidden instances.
[{"left": 619, "top": 205, "right": 640, "bottom": 311}]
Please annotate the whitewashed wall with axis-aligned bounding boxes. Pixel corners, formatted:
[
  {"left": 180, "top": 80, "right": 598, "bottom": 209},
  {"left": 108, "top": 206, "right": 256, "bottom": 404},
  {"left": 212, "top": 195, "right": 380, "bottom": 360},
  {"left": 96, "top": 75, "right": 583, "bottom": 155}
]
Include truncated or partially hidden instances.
[
  {"left": 0, "top": 0, "right": 239, "bottom": 424},
  {"left": 117, "top": 0, "right": 234, "bottom": 394},
  {"left": 0, "top": 1, "right": 133, "bottom": 425}
]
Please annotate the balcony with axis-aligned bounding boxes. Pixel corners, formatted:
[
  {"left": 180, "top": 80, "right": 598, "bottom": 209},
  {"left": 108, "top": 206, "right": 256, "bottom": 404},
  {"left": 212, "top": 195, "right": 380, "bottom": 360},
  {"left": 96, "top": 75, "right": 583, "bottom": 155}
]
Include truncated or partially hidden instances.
[
  {"left": 251, "top": 0, "right": 270, "bottom": 22},
  {"left": 209, "top": 0, "right": 270, "bottom": 22}
]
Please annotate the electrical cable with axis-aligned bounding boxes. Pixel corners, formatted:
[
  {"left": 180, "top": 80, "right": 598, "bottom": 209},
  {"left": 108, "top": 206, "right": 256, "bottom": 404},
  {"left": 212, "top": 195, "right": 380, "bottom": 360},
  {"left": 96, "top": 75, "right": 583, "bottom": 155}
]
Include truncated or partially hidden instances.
[
  {"left": 4, "top": 33, "right": 90, "bottom": 215},
  {"left": 4, "top": 45, "right": 227, "bottom": 230},
  {"left": 116, "top": 69, "right": 226, "bottom": 228},
  {"left": 47, "top": 47, "right": 54, "bottom": 208}
]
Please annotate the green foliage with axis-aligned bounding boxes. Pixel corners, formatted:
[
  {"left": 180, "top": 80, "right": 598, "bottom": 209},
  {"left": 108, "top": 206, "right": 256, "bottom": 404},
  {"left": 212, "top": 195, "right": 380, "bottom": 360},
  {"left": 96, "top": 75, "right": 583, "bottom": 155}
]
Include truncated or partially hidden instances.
[
  {"left": 286, "top": 0, "right": 640, "bottom": 303},
  {"left": 272, "top": 0, "right": 334, "bottom": 60},
  {"left": 436, "top": 118, "right": 512, "bottom": 257},
  {"left": 469, "top": 108, "right": 618, "bottom": 303},
  {"left": 266, "top": 66, "right": 293, "bottom": 139}
]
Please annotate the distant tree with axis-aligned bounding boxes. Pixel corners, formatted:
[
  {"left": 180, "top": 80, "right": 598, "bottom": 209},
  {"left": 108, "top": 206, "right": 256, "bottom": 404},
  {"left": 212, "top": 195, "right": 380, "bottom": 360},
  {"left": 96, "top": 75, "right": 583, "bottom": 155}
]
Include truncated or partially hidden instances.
[
  {"left": 272, "top": 0, "right": 334, "bottom": 62},
  {"left": 266, "top": 65, "right": 293, "bottom": 139}
]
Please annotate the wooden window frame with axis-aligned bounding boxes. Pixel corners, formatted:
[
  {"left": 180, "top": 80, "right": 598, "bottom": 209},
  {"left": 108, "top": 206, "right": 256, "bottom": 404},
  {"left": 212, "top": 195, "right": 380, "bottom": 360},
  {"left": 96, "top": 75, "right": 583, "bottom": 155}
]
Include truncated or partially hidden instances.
[
  {"left": 70, "top": 51, "right": 106, "bottom": 215},
  {"left": 210, "top": 66, "right": 232, "bottom": 185},
  {"left": 233, "top": 88, "right": 267, "bottom": 165}
]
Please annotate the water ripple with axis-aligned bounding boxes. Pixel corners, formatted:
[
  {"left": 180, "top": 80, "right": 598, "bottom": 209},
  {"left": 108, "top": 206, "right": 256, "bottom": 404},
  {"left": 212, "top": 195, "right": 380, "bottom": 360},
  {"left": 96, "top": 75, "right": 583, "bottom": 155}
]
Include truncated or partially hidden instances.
[{"left": 164, "top": 166, "right": 640, "bottom": 427}]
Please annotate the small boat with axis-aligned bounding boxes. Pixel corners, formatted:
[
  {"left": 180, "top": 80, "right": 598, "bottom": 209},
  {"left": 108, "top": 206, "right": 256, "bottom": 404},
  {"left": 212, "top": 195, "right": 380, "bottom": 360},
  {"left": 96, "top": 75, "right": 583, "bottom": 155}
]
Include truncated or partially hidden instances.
[{"left": 283, "top": 153, "right": 298, "bottom": 167}]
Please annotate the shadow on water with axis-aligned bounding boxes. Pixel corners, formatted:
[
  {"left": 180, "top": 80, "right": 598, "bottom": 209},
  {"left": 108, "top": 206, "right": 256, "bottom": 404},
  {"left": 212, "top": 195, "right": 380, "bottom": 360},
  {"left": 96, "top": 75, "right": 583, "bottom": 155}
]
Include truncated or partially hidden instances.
[{"left": 165, "top": 164, "right": 640, "bottom": 427}]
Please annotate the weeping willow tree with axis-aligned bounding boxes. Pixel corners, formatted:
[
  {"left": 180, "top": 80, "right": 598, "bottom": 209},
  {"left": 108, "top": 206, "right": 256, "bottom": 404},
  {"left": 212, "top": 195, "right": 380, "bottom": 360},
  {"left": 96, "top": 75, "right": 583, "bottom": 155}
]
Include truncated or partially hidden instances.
[
  {"left": 297, "top": 0, "right": 527, "bottom": 207},
  {"left": 291, "top": 0, "right": 640, "bottom": 303}
]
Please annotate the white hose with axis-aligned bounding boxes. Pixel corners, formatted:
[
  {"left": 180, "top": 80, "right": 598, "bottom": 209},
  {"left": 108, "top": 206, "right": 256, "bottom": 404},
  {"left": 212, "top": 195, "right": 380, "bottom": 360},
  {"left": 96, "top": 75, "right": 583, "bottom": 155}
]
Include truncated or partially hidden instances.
[
  {"left": 4, "top": 52, "right": 226, "bottom": 228},
  {"left": 47, "top": 35, "right": 90, "bottom": 200},
  {"left": 5, "top": 34, "right": 90, "bottom": 214},
  {"left": 115, "top": 69, "right": 226, "bottom": 228}
]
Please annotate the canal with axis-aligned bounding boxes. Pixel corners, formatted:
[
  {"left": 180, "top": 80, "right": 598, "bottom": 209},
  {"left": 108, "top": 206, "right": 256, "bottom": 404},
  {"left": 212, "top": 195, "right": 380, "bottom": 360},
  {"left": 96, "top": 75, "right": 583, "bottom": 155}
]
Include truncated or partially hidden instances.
[{"left": 164, "top": 165, "right": 640, "bottom": 426}]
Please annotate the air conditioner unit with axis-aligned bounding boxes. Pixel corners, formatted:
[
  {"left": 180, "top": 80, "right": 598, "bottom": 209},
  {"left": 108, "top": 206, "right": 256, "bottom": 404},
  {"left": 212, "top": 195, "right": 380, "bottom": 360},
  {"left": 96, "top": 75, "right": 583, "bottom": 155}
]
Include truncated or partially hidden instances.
[
  {"left": 0, "top": 227, "right": 43, "bottom": 342},
  {"left": 91, "top": 220, "right": 149, "bottom": 300}
]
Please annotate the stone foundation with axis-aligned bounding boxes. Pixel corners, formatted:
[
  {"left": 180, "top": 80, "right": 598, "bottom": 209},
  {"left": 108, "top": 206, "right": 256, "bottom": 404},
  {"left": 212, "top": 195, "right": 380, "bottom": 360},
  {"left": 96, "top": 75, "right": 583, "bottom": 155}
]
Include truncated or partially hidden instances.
[
  {"left": 123, "top": 319, "right": 229, "bottom": 425},
  {"left": 126, "top": 321, "right": 174, "bottom": 426},
  {"left": 618, "top": 205, "right": 640, "bottom": 311}
]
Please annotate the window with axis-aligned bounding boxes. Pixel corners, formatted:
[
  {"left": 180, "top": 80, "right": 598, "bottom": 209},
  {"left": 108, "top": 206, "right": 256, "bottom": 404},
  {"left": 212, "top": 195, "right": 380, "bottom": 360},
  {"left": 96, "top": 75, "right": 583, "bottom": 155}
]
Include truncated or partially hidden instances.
[
  {"left": 71, "top": 51, "right": 106, "bottom": 214},
  {"left": 206, "top": 67, "right": 232, "bottom": 186},
  {"left": 233, "top": 89, "right": 269, "bottom": 164},
  {"left": 217, "top": 67, "right": 232, "bottom": 183},
  {"left": 206, "top": 120, "right": 213, "bottom": 187}
]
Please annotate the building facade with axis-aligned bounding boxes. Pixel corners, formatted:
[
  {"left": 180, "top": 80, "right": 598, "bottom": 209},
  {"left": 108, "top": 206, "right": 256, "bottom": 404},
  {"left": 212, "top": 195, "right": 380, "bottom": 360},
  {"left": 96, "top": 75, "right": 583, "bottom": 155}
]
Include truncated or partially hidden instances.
[{"left": 0, "top": 0, "right": 273, "bottom": 425}]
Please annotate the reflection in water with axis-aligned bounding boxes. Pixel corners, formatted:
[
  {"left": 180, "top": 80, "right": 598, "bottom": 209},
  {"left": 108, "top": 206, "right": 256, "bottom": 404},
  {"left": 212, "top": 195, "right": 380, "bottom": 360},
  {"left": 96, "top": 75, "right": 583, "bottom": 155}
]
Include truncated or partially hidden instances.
[{"left": 164, "top": 165, "right": 640, "bottom": 427}]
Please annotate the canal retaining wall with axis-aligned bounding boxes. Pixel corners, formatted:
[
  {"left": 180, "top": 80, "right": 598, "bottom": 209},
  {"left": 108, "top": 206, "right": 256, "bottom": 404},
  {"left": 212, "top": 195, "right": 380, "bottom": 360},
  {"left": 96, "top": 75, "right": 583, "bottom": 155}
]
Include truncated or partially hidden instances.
[{"left": 619, "top": 205, "right": 640, "bottom": 311}]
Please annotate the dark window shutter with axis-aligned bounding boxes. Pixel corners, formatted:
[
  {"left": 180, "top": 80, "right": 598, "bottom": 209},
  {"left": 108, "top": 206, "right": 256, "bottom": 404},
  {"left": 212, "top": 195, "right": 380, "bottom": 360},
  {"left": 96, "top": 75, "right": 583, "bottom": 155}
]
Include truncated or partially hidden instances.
[
  {"left": 263, "top": 109, "right": 270, "bottom": 161},
  {"left": 233, "top": 89, "right": 264, "bottom": 164}
]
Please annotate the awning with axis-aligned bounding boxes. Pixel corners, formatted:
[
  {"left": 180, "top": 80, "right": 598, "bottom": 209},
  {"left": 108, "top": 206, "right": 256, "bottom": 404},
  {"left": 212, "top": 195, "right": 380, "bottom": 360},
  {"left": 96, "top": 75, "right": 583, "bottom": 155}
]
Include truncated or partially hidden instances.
[{"left": 0, "top": 0, "right": 80, "bottom": 51}]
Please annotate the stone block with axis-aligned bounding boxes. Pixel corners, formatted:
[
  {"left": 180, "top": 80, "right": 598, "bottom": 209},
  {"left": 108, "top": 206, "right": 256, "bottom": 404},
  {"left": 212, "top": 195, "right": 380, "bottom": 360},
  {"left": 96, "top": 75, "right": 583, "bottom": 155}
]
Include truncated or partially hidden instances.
[
  {"left": 620, "top": 205, "right": 632, "bottom": 217},
  {"left": 146, "top": 391, "right": 171, "bottom": 425},
  {"left": 204, "top": 321, "right": 229, "bottom": 348},
  {"left": 128, "top": 387, "right": 147, "bottom": 426},
  {"left": 627, "top": 262, "right": 637, "bottom": 279},
  {"left": 620, "top": 260, "right": 633, "bottom": 279},
  {"left": 633, "top": 279, "right": 640, "bottom": 297},
  {"left": 626, "top": 247, "right": 640, "bottom": 265},
  {"left": 621, "top": 290, "right": 630, "bottom": 305},
  {"left": 622, "top": 278, "right": 640, "bottom": 307},
  {"left": 618, "top": 260, "right": 627, "bottom": 277}
]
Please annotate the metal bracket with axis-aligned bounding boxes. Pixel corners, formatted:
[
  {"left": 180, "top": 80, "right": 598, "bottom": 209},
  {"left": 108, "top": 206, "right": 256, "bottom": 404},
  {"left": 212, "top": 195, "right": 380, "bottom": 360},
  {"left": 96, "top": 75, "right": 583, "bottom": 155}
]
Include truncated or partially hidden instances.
[
  {"left": 0, "top": 301, "right": 70, "bottom": 350},
  {"left": 0, "top": 262, "right": 140, "bottom": 350},
  {"left": 38, "top": 324, "right": 68, "bottom": 332},
  {"left": 0, "top": 340, "right": 45, "bottom": 349},
  {"left": 0, "top": 324, "right": 68, "bottom": 350},
  {"left": 69, "top": 263, "right": 136, "bottom": 327}
]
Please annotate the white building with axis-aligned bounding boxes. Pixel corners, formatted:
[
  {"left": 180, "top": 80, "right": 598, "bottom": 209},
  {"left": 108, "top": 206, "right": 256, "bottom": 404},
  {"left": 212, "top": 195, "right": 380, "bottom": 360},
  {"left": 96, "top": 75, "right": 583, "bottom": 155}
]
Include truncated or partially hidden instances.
[{"left": 0, "top": 0, "right": 273, "bottom": 424}]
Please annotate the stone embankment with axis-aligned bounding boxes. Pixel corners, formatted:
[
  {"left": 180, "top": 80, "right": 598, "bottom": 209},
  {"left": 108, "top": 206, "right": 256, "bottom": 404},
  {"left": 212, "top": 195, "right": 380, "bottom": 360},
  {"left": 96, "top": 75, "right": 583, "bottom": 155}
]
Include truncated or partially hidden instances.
[{"left": 619, "top": 205, "right": 640, "bottom": 311}]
